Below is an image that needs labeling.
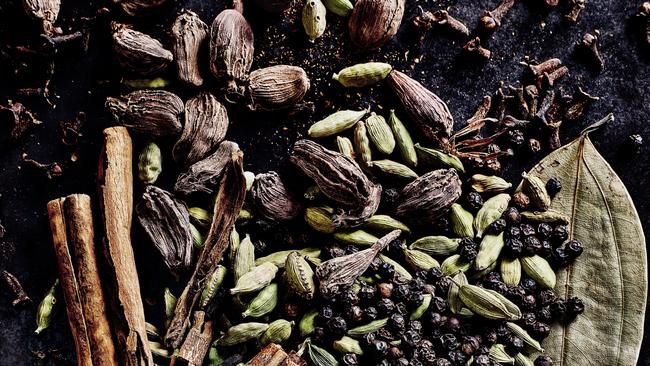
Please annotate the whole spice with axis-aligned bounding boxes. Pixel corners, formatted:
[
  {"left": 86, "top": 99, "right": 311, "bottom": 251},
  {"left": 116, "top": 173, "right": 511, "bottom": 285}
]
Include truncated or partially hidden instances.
[
  {"left": 306, "top": 339, "right": 338, "bottom": 366},
  {"left": 474, "top": 193, "right": 510, "bottom": 237},
  {"left": 576, "top": 30, "right": 604, "bottom": 72},
  {"left": 308, "top": 109, "right": 367, "bottom": 138},
  {"left": 173, "top": 92, "right": 229, "bottom": 166},
  {"left": 500, "top": 258, "right": 521, "bottom": 286},
  {"left": 323, "top": 0, "right": 354, "bottom": 16},
  {"left": 172, "top": 10, "right": 209, "bottom": 87},
  {"left": 285, "top": 252, "right": 316, "bottom": 299},
  {"left": 334, "top": 230, "right": 379, "bottom": 246},
  {"left": 230, "top": 262, "right": 279, "bottom": 295},
  {"left": 164, "top": 288, "right": 177, "bottom": 328},
  {"left": 175, "top": 141, "right": 241, "bottom": 196},
  {"left": 415, "top": 144, "right": 465, "bottom": 172},
  {"left": 369, "top": 160, "right": 418, "bottom": 180},
  {"left": 520, "top": 173, "right": 551, "bottom": 211},
  {"left": 441, "top": 254, "right": 471, "bottom": 276},
  {"left": 448, "top": 272, "right": 468, "bottom": 314},
  {"left": 22, "top": 0, "right": 61, "bottom": 35},
  {"left": 247, "top": 65, "right": 311, "bottom": 111},
  {"left": 479, "top": 0, "right": 515, "bottom": 31},
  {"left": 410, "top": 236, "right": 461, "bottom": 256},
  {"left": 112, "top": 25, "right": 173, "bottom": 75},
  {"left": 252, "top": 171, "right": 302, "bottom": 222},
  {"left": 474, "top": 233, "right": 505, "bottom": 271},
  {"left": 450, "top": 203, "right": 474, "bottom": 238},
  {"left": 366, "top": 112, "right": 396, "bottom": 155},
  {"left": 304, "top": 206, "right": 336, "bottom": 234},
  {"left": 388, "top": 110, "right": 417, "bottom": 167},
  {"left": 348, "top": 0, "right": 405, "bottom": 50},
  {"left": 387, "top": 70, "right": 454, "bottom": 142},
  {"left": 260, "top": 319, "right": 293, "bottom": 345},
  {"left": 565, "top": 0, "right": 586, "bottom": 22},
  {"left": 470, "top": 174, "right": 512, "bottom": 193},
  {"left": 459, "top": 284, "right": 520, "bottom": 320},
  {"left": 115, "top": 0, "right": 167, "bottom": 16},
  {"left": 363, "top": 215, "right": 410, "bottom": 234},
  {"left": 337, "top": 136, "right": 355, "bottom": 158},
  {"left": 217, "top": 322, "right": 269, "bottom": 346},
  {"left": 354, "top": 121, "right": 373, "bottom": 164},
  {"left": 256, "top": 248, "right": 321, "bottom": 267},
  {"left": 520, "top": 255, "right": 556, "bottom": 289},
  {"left": 2, "top": 270, "right": 31, "bottom": 306},
  {"left": 463, "top": 37, "right": 491, "bottom": 60},
  {"left": 106, "top": 90, "right": 184, "bottom": 137},
  {"left": 242, "top": 283, "right": 278, "bottom": 318},
  {"left": 333, "top": 336, "right": 364, "bottom": 354},
  {"left": 137, "top": 142, "right": 162, "bottom": 185},
  {"left": 333, "top": 62, "right": 392, "bottom": 88},
  {"left": 233, "top": 234, "right": 255, "bottom": 282},
  {"left": 35, "top": 279, "right": 59, "bottom": 334},
  {"left": 403, "top": 248, "right": 440, "bottom": 271},
  {"left": 302, "top": 0, "right": 327, "bottom": 42},
  {"left": 395, "top": 169, "right": 462, "bottom": 226}
]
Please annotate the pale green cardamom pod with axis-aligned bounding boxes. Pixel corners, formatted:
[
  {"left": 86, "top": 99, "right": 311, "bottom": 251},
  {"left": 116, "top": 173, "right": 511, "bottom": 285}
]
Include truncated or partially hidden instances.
[
  {"left": 520, "top": 255, "right": 556, "bottom": 289},
  {"left": 200, "top": 265, "right": 227, "bottom": 309},
  {"left": 365, "top": 112, "right": 395, "bottom": 154},
  {"left": 469, "top": 259, "right": 498, "bottom": 281},
  {"left": 307, "top": 340, "right": 339, "bottom": 366},
  {"left": 363, "top": 215, "right": 411, "bottom": 235},
  {"left": 308, "top": 109, "right": 367, "bottom": 137},
  {"left": 414, "top": 143, "right": 465, "bottom": 173},
  {"left": 300, "top": 309, "right": 319, "bottom": 337},
  {"left": 149, "top": 340, "right": 170, "bottom": 358},
  {"left": 347, "top": 318, "right": 389, "bottom": 338},
  {"left": 441, "top": 254, "right": 471, "bottom": 276},
  {"left": 410, "top": 293, "right": 432, "bottom": 320},
  {"left": 237, "top": 207, "right": 253, "bottom": 224},
  {"left": 260, "top": 319, "right": 293, "bottom": 346},
  {"left": 470, "top": 174, "right": 513, "bottom": 193},
  {"left": 323, "top": 0, "right": 354, "bottom": 16},
  {"left": 336, "top": 136, "right": 355, "bottom": 158},
  {"left": 403, "top": 248, "right": 440, "bottom": 271},
  {"left": 388, "top": 110, "right": 417, "bottom": 167},
  {"left": 188, "top": 206, "right": 211, "bottom": 228},
  {"left": 474, "top": 193, "right": 511, "bottom": 237},
  {"left": 230, "top": 262, "right": 278, "bottom": 295},
  {"left": 244, "top": 171, "right": 255, "bottom": 192},
  {"left": 123, "top": 77, "right": 170, "bottom": 89},
  {"left": 450, "top": 203, "right": 474, "bottom": 238},
  {"left": 234, "top": 234, "right": 255, "bottom": 282},
  {"left": 164, "top": 288, "right": 177, "bottom": 328},
  {"left": 475, "top": 233, "right": 505, "bottom": 271},
  {"left": 410, "top": 236, "right": 461, "bottom": 256},
  {"left": 459, "top": 284, "right": 515, "bottom": 320},
  {"left": 229, "top": 226, "right": 240, "bottom": 264},
  {"left": 354, "top": 121, "right": 372, "bottom": 163},
  {"left": 520, "top": 210, "right": 569, "bottom": 224},
  {"left": 334, "top": 230, "right": 378, "bottom": 246},
  {"left": 506, "top": 322, "right": 544, "bottom": 352},
  {"left": 302, "top": 0, "right": 326, "bottom": 42},
  {"left": 378, "top": 253, "right": 413, "bottom": 280},
  {"left": 217, "top": 322, "right": 269, "bottom": 346},
  {"left": 35, "top": 279, "right": 59, "bottom": 334},
  {"left": 242, "top": 283, "right": 278, "bottom": 318},
  {"left": 333, "top": 62, "right": 391, "bottom": 87},
  {"left": 256, "top": 248, "right": 321, "bottom": 268},
  {"left": 138, "top": 142, "right": 162, "bottom": 184},
  {"left": 333, "top": 336, "right": 364, "bottom": 355},
  {"left": 514, "top": 353, "right": 535, "bottom": 366},
  {"left": 448, "top": 272, "right": 468, "bottom": 314},
  {"left": 486, "top": 289, "right": 522, "bottom": 320},
  {"left": 305, "top": 206, "right": 336, "bottom": 234},
  {"left": 489, "top": 344, "right": 515, "bottom": 364},
  {"left": 285, "top": 251, "right": 316, "bottom": 299},
  {"left": 369, "top": 159, "right": 418, "bottom": 179},
  {"left": 521, "top": 172, "right": 551, "bottom": 211},
  {"left": 190, "top": 223, "right": 204, "bottom": 249},
  {"left": 500, "top": 258, "right": 522, "bottom": 286}
]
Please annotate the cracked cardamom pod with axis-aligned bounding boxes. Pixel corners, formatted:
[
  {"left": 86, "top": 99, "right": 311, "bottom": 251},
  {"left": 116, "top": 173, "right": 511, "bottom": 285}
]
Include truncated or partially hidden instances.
[
  {"left": 337, "top": 136, "right": 355, "bottom": 158},
  {"left": 379, "top": 253, "right": 413, "bottom": 280},
  {"left": 347, "top": 318, "right": 388, "bottom": 338},
  {"left": 302, "top": 0, "right": 327, "bottom": 42},
  {"left": 403, "top": 248, "right": 440, "bottom": 271},
  {"left": 470, "top": 174, "right": 512, "bottom": 193},
  {"left": 348, "top": 0, "right": 404, "bottom": 50},
  {"left": 363, "top": 215, "right": 410, "bottom": 235},
  {"left": 35, "top": 279, "right": 58, "bottom": 334},
  {"left": 112, "top": 25, "right": 173, "bottom": 75},
  {"left": 333, "top": 62, "right": 392, "bottom": 87},
  {"left": 217, "top": 322, "right": 269, "bottom": 346},
  {"left": 285, "top": 252, "right": 316, "bottom": 299},
  {"left": 175, "top": 141, "right": 240, "bottom": 195},
  {"left": 366, "top": 112, "right": 396, "bottom": 154},
  {"left": 520, "top": 173, "right": 551, "bottom": 211},
  {"left": 354, "top": 120, "right": 372, "bottom": 163},
  {"left": 173, "top": 92, "right": 229, "bottom": 166},
  {"left": 475, "top": 233, "right": 505, "bottom": 271},
  {"left": 489, "top": 344, "right": 515, "bottom": 364},
  {"left": 252, "top": 171, "right": 302, "bottom": 223},
  {"left": 172, "top": 10, "right": 208, "bottom": 87},
  {"left": 242, "top": 283, "right": 278, "bottom": 318},
  {"left": 114, "top": 0, "right": 167, "bottom": 16},
  {"left": 138, "top": 142, "right": 162, "bottom": 184},
  {"left": 308, "top": 109, "right": 367, "bottom": 138},
  {"left": 260, "top": 319, "right": 293, "bottom": 346},
  {"left": 136, "top": 186, "right": 193, "bottom": 273},
  {"left": 389, "top": 110, "right": 417, "bottom": 167},
  {"left": 396, "top": 168, "right": 462, "bottom": 226},
  {"left": 304, "top": 206, "right": 336, "bottom": 234},
  {"left": 106, "top": 89, "right": 183, "bottom": 137},
  {"left": 500, "top": 258, "right": 521, "bottom": 286},
  {"left": 441, "top": 254, "right": 471, "bottom": 276},
  {"left": 474, "top": 193, "right": 510, "bottom": 237},
  {"left": 506, "top": 322, "right": 544, "bottom": 352},
  {"left": 521, "top": 255, "right": 556, "bottom": 289},
  {"left": 459, "top": 284, "right": 518, "bottom": 321},
  {"left": 410, "top": 293, "right": 432, "bottom": 320},
  {"left": 415, "top": 143, "right": 465, "bottom": 172},
  {"left": 333, "top": 336, "right": 363, "bottom": 355},
  {"left": 199, "top": 265, "right": 227, "bottom": 309},
  {"left": 334, "top": 230, "right": 378, "bottom": 246},
  {"left": 234, "top": 234, "right": 255, "bottom": 282},
  {"left": 369, "top": 159, "right": 418, "bottom": 180},
  {"left": 448, "top": 272, "right": 467, "bottom": 314},
  {"left": 247, "top": 65, "right": 311, "bottom": 111},
  {"left": 230, "top": 262, "right": 278, "bottom": 295},
  {"left": 410, "top": 236, "right": 461, "bottom": 256},
  {"left": 256, "top": 248, "right": 321, "bottom": 268},
  {"left": 300, "top": 309, "right": 319, "bottom": 336},
  {"left": 23, "top": 0, "right": 60, "bottom": 35},
  {"left": 450, "top": 203, "right": 474, "bottom": 238},
  {"left": 388, "top": 71, "right": 454, "bottom": 141},
  {"left": 210, "top": 8, "right": 254, "bottom": 99},
  {"left": 323, "top": 0, "right": 354, "bottom": 16}
]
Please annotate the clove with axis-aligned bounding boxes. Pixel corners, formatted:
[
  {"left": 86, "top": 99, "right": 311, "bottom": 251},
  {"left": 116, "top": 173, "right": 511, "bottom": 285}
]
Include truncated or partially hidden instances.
[
  {"left": 493, "top": 83, "right": 514, "bottom": 121},
  {"left": 576, "top": 30, "right": 604, "bottom": 72},
  {"left": 480, "top": 0, "right": 515, "bottom": 31},
  {"left": 542, "top": 66, "right": 569, "bottom": 88},
  {"left": 508, "top": 85, "right": 529, "bottom": 118},
  {"left": 637, "top": 2, "right": 650, "bottom": 45},
  {"left": 431, "top": 10, "right": 470, "bottom": 36},
  {"left": 500, "top": 115, "right": 531, "bottom": 130},
  {"left": 535, "top": 91, "right": 563, "bottom": 150},
  {"left": 463, "top": 37, "right": 491, "bottom": 60},
  {"left": 564, "top": 0, "right": 585, "bottom": 23},
  {"left": 40, "top": 30, "right": 87, "bottom": 53},
  {"left": 2, "top": 270, "right": 31, "bottom": 306},
  {"left": 519, "top": 58, "right": 562, "bottom": 77},
  {"left": 0, "top": 101, "right": 43, "bottom": 142},
  {"left": 564, "top": 87, "right": 599, "bottom": 121},
  {"left": 21, "top": 154, "right": 64, "bottom": 179},
  {"left": 466, "top": 96, "right": 492, "bottom": 125},
  {"left": 524, "top": 85, "right": 539, "bottom": 119}
]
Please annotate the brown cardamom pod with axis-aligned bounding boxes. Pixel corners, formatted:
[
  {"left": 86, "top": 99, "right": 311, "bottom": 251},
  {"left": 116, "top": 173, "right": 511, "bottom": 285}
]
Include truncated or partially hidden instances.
[
  {"left": 387, "top": 70, "right": 454, "bottom": 142},
  {"left": 136, "top": 186, "right": 193, "bottom": 273},
  {"left": 173, "top": 92, "right": 229, "bottom": 166},
  {"left": 114, "top": 0, "right": 167, "bottom": 17},
  {"left": 210, "top": 9, "right": 254, "bottom": 101},
  {"left": 348, "top": 0, "right": 405, "bottom": 50},
  {"left": 106, "top": 90, "right": 184, "bottom": 137},
  {"left": 254, "top": 0, "right": 293, "bottom": 13},
  {"left": 396, "top": 168, "right": 462, "bottom": 226},
  {"left": 251, "top": 171, "right": 302, "bottom": 223},
  {"left": 175, "top": 141, "right": 241, "bottom": 196},
  {"left": 23, "top": 0, "right": 60, "bottom": 35},
  {"left": 172, "top": 10, "right": 209, "bottom": 87},
  {"left": 247, "top": 65, "right": 311, "bottom": 111},
  {"left": 112, "top": 24, "right": 173, "bottom": 75}
]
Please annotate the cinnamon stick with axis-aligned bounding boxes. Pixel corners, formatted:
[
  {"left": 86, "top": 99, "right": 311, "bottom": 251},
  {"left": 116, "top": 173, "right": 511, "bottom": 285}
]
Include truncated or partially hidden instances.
[
  {"left": 98, "top": 126, "right": 153, "bottom": 366},
  {"left": 245, "top": 344, "right": 306, "bottom": 366},
  {"left": 175, "top": 311, "right": 213, "bottom": 366}
]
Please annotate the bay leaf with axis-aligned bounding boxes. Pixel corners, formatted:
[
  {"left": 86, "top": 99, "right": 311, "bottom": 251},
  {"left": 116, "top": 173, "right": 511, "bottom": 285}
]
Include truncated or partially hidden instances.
[{"left": 522, "top": 114, "right": 647, "bottom": 366}]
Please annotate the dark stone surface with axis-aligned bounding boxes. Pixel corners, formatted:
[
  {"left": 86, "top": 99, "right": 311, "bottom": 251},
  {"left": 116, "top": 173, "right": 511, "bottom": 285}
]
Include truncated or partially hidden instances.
[{"left": 0, "top": 0, "right": 648, "bottom": 365}]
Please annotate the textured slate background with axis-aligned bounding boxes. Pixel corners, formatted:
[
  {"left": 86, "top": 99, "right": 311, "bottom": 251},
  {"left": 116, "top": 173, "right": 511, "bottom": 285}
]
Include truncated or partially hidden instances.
[{"left": 0, "top": 0, "right": 648, "bottom": 365}]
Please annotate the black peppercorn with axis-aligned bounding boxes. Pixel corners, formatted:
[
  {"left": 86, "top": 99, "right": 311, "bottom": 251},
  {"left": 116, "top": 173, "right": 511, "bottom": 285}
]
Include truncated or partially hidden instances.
[
  {"left": 434, "top": 358, "right": 452, "bottom": 366},
  {"left": 409, "top": 320, "right": 423, "bottom": 333},
  {"left": 488, "top": 218, "right": 507, "bottom": 234},
  {"left": 377, "top": 298, "right": 396, "bottom": 316},
  {"left": 534, "top": 355, "right": 554, "bottom": 366},
  {"left": 362, "top": 332, "right": 377, "bottom": 347},
  {"left": 379, "top": 263, "right": 397, "bottom": 280},
  {"left": 401, "top": 329, "right": 422, "bottom": 348},
  {"left": 439, "top": 333, "right": 458, "bottom": 350},
  {"left": 531, "top": 321, "right": 551, "bottom": 339},
  {"left": 483, "top": 329, "right": 497, "bottom": 345},
  {"left": 506, "top": 286, "right": 526, "bottom": 304},
  {"left": 378, "top": 328, "right": 395, "bottom": 342},
  {"left": 394, "top": 283, "right": 411, "bottom": 302},
  {"left": 506, "top": 335, "right": 524, "bottom": 353},
  {"left": 496, "top": 324, "right": 512, "bottom": 342},
  {"left": 431, "top": 296, "right": 449, "bottom": 313},
  {"left": 474, "top": 354, "right": 490, "bottom": 366},
  {"left": 565, "top": 239, "right": 584, "bottom": 258},
  {"left": 409, "top": 358, "right": 424, "bottom": 366},
  {"left": 360, "top": 285, "right": 377, "bottom": 303},
  {"left": 417, "top": 347, "right": 437, "bottom": 364},
  {"left": 427, "top": 311, "right": 445, "bottom": 328},
  {"left": 566, "top": 296, "right": 585, "bottom": 318},
  {"left": 521, "top": 312, "right": 537, "bottom": 327},
  {"left": 508, "top": 129, "right": 525, "bottom": 146},
  {"left": 552, "top": 225, "right": 569, "bottom": 243},
  {"left": 327, "top": 316, "right": 348, "bottom": 337},
  {"left": 365, "top": 306, "right": 379, "bottom": 321},
  {"left": 319, "top": 305, "right": 334, "bottom": 320},
  {"left": 522, "top": 294, "right": 537, "bottom": 311},
  {"left": 370, "top": 340, "right": 390, "bottom": 358},
  {"left": 465, "top": 192, "right": 484, "bottom": 212},
  {"left": 538, "top": 290, "right": 558, "bottom": 306},
  {"left": 447, "top": 350, "right": 468, "bottom": 366},
  {"left": 446, "top": 316, "right": 461, "bottom": 333},
  {"left": 344, "top": 244, "right": 359, "bottom": 255},
  {"left": 434, "top": 216, "right": 452, "bottom": 233},
  {"left": 545, "top": 178, "right": 562, "bottom": 197},
  {"left": 520, "top": 278, "right": 537, "bottom": 294},
  {"left": 506, "top": 226, "right": 522, "bottom": 240},
  {"left": 549, "top": 299, "right": 566, "bottom": 320},
  {"left": 460, "top": 336, "right": 480, "bottom": 355},
  {"left": 512, "top": 191, "right": 530, "bottom": 210},
  {"left": 389, "top": 346, "right": 403, "bottom": 359},
  {"left": 436, "top": 277, "right": 452, "bottom": 294},
  {"left": 503, "top": 207, "right": 521, "bottom": 224},
  {"left": 339, "top": 290, "right": 360, "bottom": 306},
  {"left": 381, "top": 187, "right": 400, "bottom": 211},
  {"left": 342, "top": 353, "right": 359, "bottom": 366},
  {"left": 484, "top": 271, "right": 502, "bottom": 283},
  {"left": 539, "top": 240, "right": 553, "bottom": 258},
  {"left": 427, "top": 267, "right": 444, "bottom": 283},
  {"left": 458, "top": 238, "right": 478, "bottom": 262},
  {"left": 520, "top": 223, "right": 536, "bottom": 236},
  {"left": 551, "top": 247, "right": 570, "bottom": 268},
  {"left": 328, "top": 246, "right": 347, "bottom": 258},
  {"left": 523, "top": 236, "right": 542, "bottom": 255},
  {"left": 503, "top": 238, "right": 523, "bottom": 257},
  {"left": 536, "top": 306, "right": 553, "bottom": 322},
  {"left": 410, "top": 277, "right": 427, "bottom": 292},
  {"left": 378, "top": 283, "right": 394, "bottom": 298},
  {"left": 388, "top": 313, "right": 406, "bottom": 332},
  {"left": 537, "top": 223, "right": 553, "bottom": 240},
  {"left": 408, "top": 291, "right": 425, "bottom": 308},
  {"left": 394, "top": 358, "right": 409, "bottom": 366},
  {"left": 475, "top": 345, "right": 490, "bottom": 355},
  {"left": 395, "top": 302, "right": 408, "bottom": 316},
  {"left": 346, "top": 305, "right": 364, "bottom": 323}
]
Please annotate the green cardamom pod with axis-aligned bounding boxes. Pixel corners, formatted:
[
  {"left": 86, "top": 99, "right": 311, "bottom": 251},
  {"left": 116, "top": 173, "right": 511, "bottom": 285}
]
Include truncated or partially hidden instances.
[
  {"left": 459, "top": 307, "right": 474, "bottom": 317},
  {"left": 470, "top": 174, "right": 512, "bottom": 193},
  {"left": 189, "top": 206, "right": 211, "bottom": 228},
  {"left": 256, "top": 248, "right": 321, "bottom": 267},
  {"left": 302, "top": 0, "right": 327, "bottom": 42},
  {"left": 238, "top": 207, "right": 253, "bottom": 224},
  {"left": 336, "top": 136, "right": 355, "bottom": 158},
  {"left": 149, "top": 340, "right": 170, "bottom": 358},
  {"left": 369, "top": 159, "right": 418, "bottom": 179},
  {"left": 450, "top": 203, "right": 474, "bottom": 238},
  {"left": 190, "top": 223, "right": 204, "bottom": 249},
  {"left": 138, "top": 142, "right": 162, "bottom": 184},
  {"left": 354, "top": 120, "right": 372, "bottom": 163},
  {"left": 409, "top": 293, "right": 432, "bottom": 320},
  {"left": 35, "top": 279, "right": 58, "bottom": 334},
  {"left": 234, "top": 234, "right": 255, "bottom": 282},
  {"left": 285, "top": 251, "right": 316, "bottom": 299},
  {"left": 500, "top": 258, "right": 522, "bottom": 286},
  {"left": 207, "top": 345, "right": 225, "bottom": 365},
  {"left": 230, "top": 262, "right": 278, "bottom": 295},
  {"left": 363, "top": 215, "right": 411, "bottom": 235},
  {"left": 521, "top": 173, "right": 551, "bottom": 211},
  {"left": 414, "top": 143, "right": 465, "bottom": 173},
  {"left": 242, "top": 283, "right": 278, "bottom": 318},
  {"left": 365, "top": 112, "right": 395, "bottom": 154},
  {"left": 403, "top": 248, "right": 440, "bottom": 271},
  {"left": 459, "top": 284, "right": 518, "bottom": 321},
  {"left": 334, "top": 230, "right": 378, "bottom": 246},
  {"left": 164, "top": 288, "right": 177, "bottom": 328},
  {"left": 506, "top": 322, "right": 544, "bottom": 352},
  {"left": 347, "top": 318, "right": 389, "bottom": 338},
  {"left": 474, "top": 193, "right": 511, "bottom": 237},
  {"left": 448, "top": 272, "right": 468, "bottom": 314},
  {"left": 441, "top": 254, "right": 471, "bottom": 276},
  {"left": 307, "top": 340, "right": 339, "bottom": 366},
  {"left": 378, "top": 253, "right": 413, "bottom": 280},
  {"left": 410, "top": 236, "right": 461, "bottom": 256},
  {"left": 146, "top": 320, "right": 161, "bottom": 340},
  {"left": 520, "top": 210, "right": 569, "bottom": 224},
  {"left": 244, "top": 171, "right": 255, "bottom": 192},
  {"left": 200, "top": 265, "right": 227, "bottom": 308},
  {"left": 469, "top": 259, "right": 498, "bottom": 281},
  {"left": 300, "top": 309, "right": 319, "bottom": 337},
  {"left": 475, "top": 233, "right": 505, "bottom": 271},
  {"left": 323, "top": 0, "right": 353, "bottom": 16},
  {"left": 514, "top": 353, "right": 535, "bottom": 366},
  {"left": 260, "top": 319, "right": 294, "bottom": 346},
  {"left": 333, "top": 62, "right": 391, "bottom": 87},
  {"left": 489, "top": 344, "right": 515, "bottom": 365},
  {"left": 305, "top": 206, "right": 336, "bottom": 234},
  {"left": 217, "top": 322, "right": 269, "bottom": 346},
  {"left": 308, "top": 109, "right": 367, "bottom": 137},
  {"left": 388, "top": 110, "right": 417, "bottom": 167},
  {"left": 520, "top": 255, "right": 556, "bottom": 289},
  {"left": 486, "top": 289, "right": 522, "bottom": 320},
  {"left": 228, "top": 226, "right": 240, "bottom": 265},
  {"left": 333, "top": 336, "right": 364, "bottom": 355}
]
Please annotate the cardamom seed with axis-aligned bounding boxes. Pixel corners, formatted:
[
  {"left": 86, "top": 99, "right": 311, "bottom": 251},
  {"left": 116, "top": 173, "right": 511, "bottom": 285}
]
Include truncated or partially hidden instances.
[
  {"left": 164, "top": 287, "right": 177, "bottom": 328},
  {"left": 520, "top": 210, "right": 569, "bottom": 224},
  {"left": 514, "top": 353, "right": 535, "bottom": 366},
  {"left": 234, "top": 234, "right": 255, "bottom": 282},
  {"left": 450, "top": 203, "right": 474, "bottom": 238},
  {"left": 378, "top": 253, "right": 413, "bottom": 280},
  {"left": 334, "top": 230, "right": 378, "bottom": 246},
  {"left": 112, "top": 25, "right": 173, "bottom": 75},
  {"left": 441, "top": 254, "right": 471, "bottom": 276},
  {"left": 35, "top": 279, "right": 58, "bottom": 334},
  {"left": 470, "top": 174, "right": 512, "bottom": 193},
  {"left": 500, "top": 258, "right": 522, "bottom": 286},
  {"left": 300, "top": 309, "right": 319, "bottom": 337},
  {"left": 389, "top": 110, "right": 417, "bottom": 167},
  {"left": 396, "top": 169, "right": 462, "bottom": 226},
  {"left": 474, "top": 233, "right": 505, "bottom": 271},
  {"left": 336, "top": 136, "right": 355, "bottom": 159},
  {"left": 200, "top": 265, "right": 227, "bottom": 309},
  {"left": 369, "top": 159, "right": 418, "bottom": 180},
  {"left": 506, "top": 322, "right": 544, "bottom": 352},
  {"left": 333, "top": 62, "right": 392, "bottom": 87},
  {"left": 414, "top": 144, "right": 465, "bottom": 173},
  {"left": 520, "top": 255, "right": 556, "bottom": 289},
  {"left": 459, "top": 284, "right": 518, "bottom": 321},
  {"left": 260, "top": 319, "right": 293, "bottom": 346},
  {"left": 252, "top": 171, "right": 302, "bottom": 223},
  {"left": 363, "top": 215, "right": 411, "bottom": 235},
  {"left": 409, "top": 293, "right": 432, "bottom": 320},
  {"left": 172, "top": 10, "right": 209, "bottom": 87},
  {"left": 521, "top": 172, "right": 551, "bottom": 211},
  {"left": 285, "top": 252, "right": 316, "bottom": 299},
  {"left": 354, "top": 121, "right": 372, "bottom": 163},
  {"left": 217, "top": 322, "right": 269, "bottom": 346},
  {"left": 448, "top": 272, "right": 468, "bottom": 314},
  {"left": 348, "top": 0, "right": 404, "bottom": 50},
  {"left": 305, "top": 206, "right": 336, "bottom": 234},
  {"left": 307, "top": 340, "right": 338, "bottom": 366},
  {"left": 106, "top": 90, "right": 183, "bottom": 137},
  {"left": 256, "top": 248, "right": 321, "bottom": 267},
  {"left": 190, "top": 223, "right": 204, "bottom": 249},
  {"left": 474, "top": 193, "right": 511, "bottom": 237},
  {"left": 138, "top": 142, "right": 162, "bottom": 184},
  {"left": 230, "top": 262, "right": 278, "bottom": 295},
  {"left": 333, "top": 336, "right": 364, "bottom": 355},
  {"left": 242, "top": 283, "right": 278, "bottom": 318},
  {"left": 189, "top": 207, "right": 211, "bottom": 228},
  {"left": 366, "top": 112, "right": 396, "bottom": 154},
  {"left": 323, "top": 0, "right": 354, "bottom": 16},
  {"left": 410, "top": 236, "right": 461, "bottom": 256},
  {"left": 347, "top": 318, "right": 389, "bottom": 338},
  {"left": 403, "top": 248, "right": 440, "bottom": 271},
  {"left": 308, "top": 109, "right": 367, "bottom": 138},
  {"left": 489, "top": 344, "right": 515, "bottom": 365},
  {"left": 247, "top": 65, "right": 311, "bottom": 111}
]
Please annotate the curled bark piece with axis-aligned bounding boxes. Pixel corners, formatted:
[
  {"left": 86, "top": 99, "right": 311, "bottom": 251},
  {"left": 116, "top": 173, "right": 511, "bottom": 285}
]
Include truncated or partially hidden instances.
[
  {"left": 175, "top": 141, "right": 240, "bottom": 195},
  {"left": 251, "top": 171, "right": 302, "bottom": 223},
  {"left": 396, "top": 168, "right": 462, "bottom": 226},
  {"left": 172, "top": 10, "right": 209, "bottom": 87},
  {"left": 106, "top": 90, "right": 184, "bottom": 137}
]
